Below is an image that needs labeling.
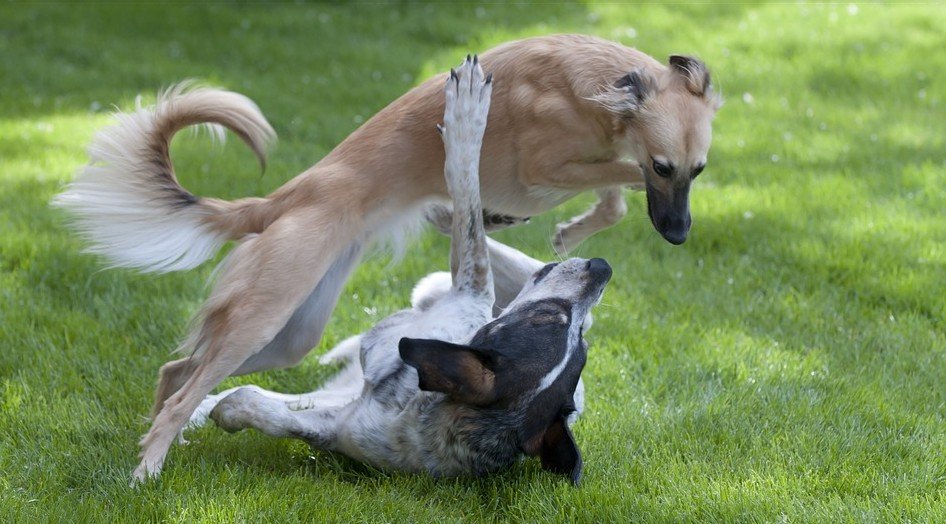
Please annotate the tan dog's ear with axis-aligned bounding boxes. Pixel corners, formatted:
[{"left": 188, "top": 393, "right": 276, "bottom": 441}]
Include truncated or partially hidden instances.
[
  {"left": 612, "top": 70, "right": 656, "bottom": 111},
  {"left": 591, "top": 69, "right": 656, "bottom": 116},
  {"left": 399, "top": 338, "right": 499, "bottom": 405},
  {"left": 668, "top": 55, "right": 712, "bottom": 97}
]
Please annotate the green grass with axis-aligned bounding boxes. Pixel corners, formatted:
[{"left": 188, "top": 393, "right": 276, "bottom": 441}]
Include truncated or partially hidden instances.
[{"left": 2, "top": 1, "right": 945, "bottom": 522}]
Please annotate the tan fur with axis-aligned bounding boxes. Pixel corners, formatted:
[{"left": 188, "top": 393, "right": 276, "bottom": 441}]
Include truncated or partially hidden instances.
[
  {"left": 553, "top": 187, "right": 631, "bottom": 256},
  {"left": 86, "top": 35, "right": 719, "bottom": 482}
]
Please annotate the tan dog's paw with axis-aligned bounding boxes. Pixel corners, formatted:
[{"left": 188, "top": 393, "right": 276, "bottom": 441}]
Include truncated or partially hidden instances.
[{"left": 552, "top": 220, "right": 583, "bottom": 256}]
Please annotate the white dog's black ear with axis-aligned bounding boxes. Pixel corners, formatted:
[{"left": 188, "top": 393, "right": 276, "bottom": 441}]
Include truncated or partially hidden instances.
[
  {"left": 537, "top": 415, "right": 583, "bottom": 485},
  {"left": 398, "top": 338, "right": 498, "bottom": 405},
  {"left": 613, "top": 69, "right": 655, "bottom": 111},
  {"left": 668, "top": 55, "right": 712, "bottom": 97}
]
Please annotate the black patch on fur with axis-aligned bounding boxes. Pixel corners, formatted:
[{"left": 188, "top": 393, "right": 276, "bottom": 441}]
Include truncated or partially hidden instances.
[
  {"left": 469, "top": 299, "right": 574, "bottom": 386},
  {"left": 483, "top": 211, "right": 529, "bottom": 228},
  {"left": 371, "top": 362, "right": 412, "bottom": 408},
  {"left": 399, "top": 338, "right": 499, "bottom": 406},
  {"left": 532, "top": 263, "right": 558, "bottom": 284},
  {"left": 539, "top": 416, "right": 583, "bottom": 485},
  {"left": 402, "top": 297, "right": 590, "bottom": 483},
  {"left": 668, "top": 55, "right": 711, "bottom": 96},
  {"left": 614, "top": 70, "right": 654, "bottom": 110}
]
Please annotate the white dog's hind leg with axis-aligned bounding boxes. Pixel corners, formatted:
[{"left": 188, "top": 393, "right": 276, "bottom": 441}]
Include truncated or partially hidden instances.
[
  {"left": 318, "top": 334, "right": 363, "bottom": 365},
  {"left": 281, "top": 352, "right": 364, "bottom": 410},
  {"left": 188, "top": 335, "right": 365, "bottom": 429},
  {"left": 211, "top": 387, "right": 344, "bottom": 448},
  {"left": 188, "top": 388, "right": 242, "bottom": 430},
  {"left": 410, "top": 272, "right": 453, "bottom": 311}
]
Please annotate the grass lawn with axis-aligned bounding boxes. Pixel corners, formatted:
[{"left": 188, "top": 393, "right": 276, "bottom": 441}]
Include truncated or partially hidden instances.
[{"left": 2, "top": 2, "right": 945, "bottom": 522}]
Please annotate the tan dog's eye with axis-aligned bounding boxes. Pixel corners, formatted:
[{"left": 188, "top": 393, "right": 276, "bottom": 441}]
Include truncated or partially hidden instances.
[
  {"left": 692, "top": 164, "right": 706, "bottom": 179},
  {"left": 652, "top": 159, "right": 672, "bottom": 178}
]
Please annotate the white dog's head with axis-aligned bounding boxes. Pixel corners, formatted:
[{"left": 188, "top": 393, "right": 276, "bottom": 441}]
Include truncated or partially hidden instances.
[{"left": 399, "top": 257, "right": 612, "bottom": 484}]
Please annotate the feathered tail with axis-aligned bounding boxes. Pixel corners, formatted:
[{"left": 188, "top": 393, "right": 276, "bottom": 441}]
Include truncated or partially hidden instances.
[{"left": 52, "top": 83, "right": 277, "bottom": 272}]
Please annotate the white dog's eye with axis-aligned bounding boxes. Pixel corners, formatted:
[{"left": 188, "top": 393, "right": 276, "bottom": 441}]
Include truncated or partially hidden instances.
[{"left": 533, "top": 262, "right": 558, "bottom": 284}]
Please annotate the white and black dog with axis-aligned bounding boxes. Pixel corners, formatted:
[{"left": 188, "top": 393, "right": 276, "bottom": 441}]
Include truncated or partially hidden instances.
[{"left": 201, "top": 57, "right": 612, "bottom": 484}]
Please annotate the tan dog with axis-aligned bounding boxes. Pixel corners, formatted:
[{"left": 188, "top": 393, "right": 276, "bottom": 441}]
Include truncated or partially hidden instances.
[{"left": 53, "top": 34, "right": 719, "bottom": 481}]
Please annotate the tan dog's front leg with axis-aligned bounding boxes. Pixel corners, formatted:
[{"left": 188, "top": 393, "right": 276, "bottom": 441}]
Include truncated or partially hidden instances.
[
  {"left": 553, "top": 186, "right": 628, "bottom": 255},
  {"left": 535, "top": 159, "right": 644, "bottom": 192}
]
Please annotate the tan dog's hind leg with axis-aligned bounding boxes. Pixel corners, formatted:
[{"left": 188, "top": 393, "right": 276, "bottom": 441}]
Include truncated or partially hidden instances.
[
  {"left": 151, "top": 357, "right": 196, "bottom": 419},
  {"left": 133, "top": 208, "right": 362, "bottom": 483},
  {"left": 553, "top": 187, "right": 628, "bottom": 256}
]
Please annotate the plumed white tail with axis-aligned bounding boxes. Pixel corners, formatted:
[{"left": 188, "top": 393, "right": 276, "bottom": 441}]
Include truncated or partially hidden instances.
[{"left": 52, "top": 82, "right": 276, "bottom": 273}]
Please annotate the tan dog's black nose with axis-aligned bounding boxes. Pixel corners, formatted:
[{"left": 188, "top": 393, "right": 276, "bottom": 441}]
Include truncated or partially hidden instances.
[
  {"left": 663, "top": 229, "right": 687, "bottom": 245},
  {"left": 659, "top": 214, "right": 691, "bottom": 245}
]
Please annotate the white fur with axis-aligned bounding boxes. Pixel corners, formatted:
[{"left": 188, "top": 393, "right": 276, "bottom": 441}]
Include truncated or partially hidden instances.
[
  {"left": 536, "top": 312, "right": 584, "bottom": 394},
  {"left": 410, "top": 271, "right": 453, "bottom": 311},
  {"left": 189, "top": 335, "right": 364, "bottom": 429},
  {"left": 52, "top": 84, "right": 275, "bottom": 273},
  {"left": 319, "top": 334, "right": 364, "bottom": 365}
]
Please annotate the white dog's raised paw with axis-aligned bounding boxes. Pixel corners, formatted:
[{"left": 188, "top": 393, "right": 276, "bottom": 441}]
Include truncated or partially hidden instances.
[{"left": 441, "top": 54, "right": 492, "bottom": 157}]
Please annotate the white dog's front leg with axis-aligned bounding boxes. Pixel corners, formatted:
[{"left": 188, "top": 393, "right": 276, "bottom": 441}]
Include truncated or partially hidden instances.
[{"left": 441, "top": 55, "right": 494, "bottom": 301}]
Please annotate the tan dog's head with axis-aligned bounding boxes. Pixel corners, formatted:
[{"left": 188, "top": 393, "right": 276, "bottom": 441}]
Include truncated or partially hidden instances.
[{"left": 597, "top": 55, "right": 721, "bottom": 244}]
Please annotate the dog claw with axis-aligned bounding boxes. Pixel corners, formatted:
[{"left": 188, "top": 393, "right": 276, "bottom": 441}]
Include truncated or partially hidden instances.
[
  {"left": 466, "top": 53, "right": 471, "bottom": 63},
  {"left": 436, "top": 124, "right": 445, "bottom": 136},
  {"left": 473, "top": 54, "right": 478, "bottom": 66},
  {"left": 485, "top": 72, "right": 493, "bottom": 85},
  {"left": 450, "top": 68, "right": 458, "bottom": 81}
]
